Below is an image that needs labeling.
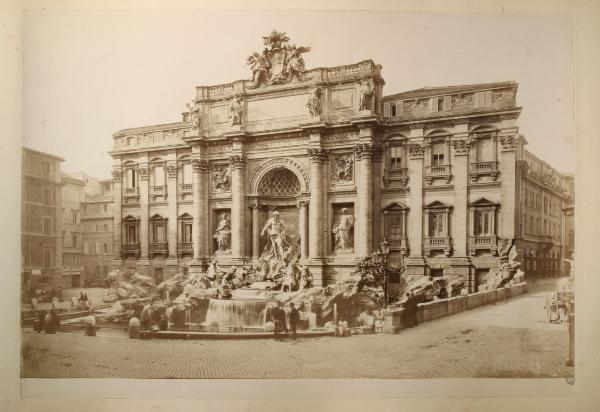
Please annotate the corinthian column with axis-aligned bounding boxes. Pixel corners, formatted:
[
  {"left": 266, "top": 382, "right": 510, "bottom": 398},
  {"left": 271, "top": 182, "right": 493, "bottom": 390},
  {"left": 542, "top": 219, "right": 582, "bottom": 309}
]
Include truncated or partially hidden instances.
[
  {"left": 354, "top": 143, "right": 374, "bottom": 258},
  {"left": 230, "top": 155, "right": 246, "bottom": 262},
  {"left": 297, "top": 200, "right": 309, "bottom": 261},
  {"left": 166, "top": 163, "right": 179, "bottom": 262},
  {"left": 190, "top": 159, "right": 208, "bottom": 273},
  {"left": 138, "top": 166, "right": 150, "bottom": 263},
  {"left": 308, "top": 148, "right": 327, "bottom": 260}
]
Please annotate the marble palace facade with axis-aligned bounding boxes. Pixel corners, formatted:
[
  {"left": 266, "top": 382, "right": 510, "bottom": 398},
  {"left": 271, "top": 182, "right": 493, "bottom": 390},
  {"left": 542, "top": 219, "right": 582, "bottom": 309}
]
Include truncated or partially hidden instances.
[{"left": 110, "top": 31, "right": 573, "bottom": 288}]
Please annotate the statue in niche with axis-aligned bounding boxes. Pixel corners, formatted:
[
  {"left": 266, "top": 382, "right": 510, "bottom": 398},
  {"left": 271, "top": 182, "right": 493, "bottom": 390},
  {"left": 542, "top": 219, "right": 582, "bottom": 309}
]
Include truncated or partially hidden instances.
[
  {"left": 212, "top": 164, "right": 231, "bottom": 192},
  {"left": 260, "top": 210, "right": 289, "bottom": 261},
  {"left": 185, "top": 100, "right": 201, "bottom": 130},
  {"left": 306, "top": 86, "right": 322, "bottom": 118},
  {"left": 213, "top": 213, "right": 231, "bottom": 254},
  {"left": 332, "top": 208, "right": 354, "bottom": 252},
  {"left": 332, "top": 154, "right": 353, "bottom": 183},
  {"left": 358, "top": 78, "right": 374, "bottom": 111},
  {"left": 229, "top": 95, "right": 244, "bottom": 126}
]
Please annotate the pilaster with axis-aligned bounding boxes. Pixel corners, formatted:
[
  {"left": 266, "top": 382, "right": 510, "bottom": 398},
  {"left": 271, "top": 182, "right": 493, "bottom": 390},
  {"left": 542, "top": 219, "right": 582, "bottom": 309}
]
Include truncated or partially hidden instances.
[
  {"left": 112, "top": 168, "right": 123, "bottom": 266},
  {"left": 405, "top": 125, "right": 426, "bottom": 276},
  {"left": 190, "top": 153, "right": 209, "bottom": 274},
  {"left": 354, "top": 142, "right": 374, "bottom": 258},
  {"left": 499, "top": 132, "right": 518, "bottom": 239},
  {"left": 138, "top": 164, "right": 150, "bottom": 261},
  {"left": 165, "top": 161, "right": 179, "bottom": 265}
]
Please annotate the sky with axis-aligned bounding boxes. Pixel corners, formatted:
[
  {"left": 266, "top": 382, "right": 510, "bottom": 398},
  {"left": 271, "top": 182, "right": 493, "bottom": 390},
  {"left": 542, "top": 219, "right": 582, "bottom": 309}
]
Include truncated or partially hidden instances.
[{"left": 23, "top": 10, "right": 574, "bottom": 179}]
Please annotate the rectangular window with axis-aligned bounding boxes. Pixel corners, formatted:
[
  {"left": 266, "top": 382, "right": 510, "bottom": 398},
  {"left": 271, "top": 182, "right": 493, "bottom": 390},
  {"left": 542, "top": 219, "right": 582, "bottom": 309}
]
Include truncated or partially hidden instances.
[
  {"left": 43, "top": 217, "right": 51, "bottom": 235},
  {"left": 95, "top": 243, "right": 100, "bottom": 255},
  {"left": 83, "top": 242, "right": 89, "bottom": 254},
  {"left": 153, "top": 224, "right": 165, "bottom": 243},
  {"left": 429, "top": 213, "right": 446, "bottom": 237},
  {"left": 104, "top": 243, "right": 108, "bottom": 254},
  {"left": 477, "top": 138, "right": 493, "bottom": 162},
  {"left": 437, "top": 98, "right": 444, "bottom": 112},
  {"left": 390, "top": 104, "right": 397, "bottom": 117},
  {"left": 72, "top": 210, "right": 78, "bottom": 224},
  {"left": 127, "top": 225, "right": 137, "bottom": 243},
  {"left": 431, "top": 142, "right": 445, "bottom": 166},
  {"left": 104, "top": 224, "right": 109, "bottom": 231},
  {"left": 182, "top": 222, "right": 193, "bottom": 243},
  {"left": 43, "top": 249, "right": 52, "bottom": 267},
  {"left": 43, "top": 189, "right": 51, "bottom": 205},
  {"left": 544, "top": 197, "right": 548, "bottom": 213},
  {"left": 128, "top": 169, "right": 137, "bottom": 188},
  {"left": 82, "top": 205, "right": 87, "bottom": 215},
  {"left": 182, "top": 163, "right": 193, "bottom": 184},
  {"left": 103, "top": 204, "right": 108, "bottom": 213},
  {"left": 390, "top": 146, "right": 402, "bottom": 169},
  {"left": 474, "top": 210, "right": 493, "bottom": 235},
  {"left": 72, "top": 234, "right": 78, "bottom": 247},
  {"left": 388, "top": 214, "right": 403, "bottom": 239},
  {"left": 153, "top": 166, "right": 165, "bottom": 186}
]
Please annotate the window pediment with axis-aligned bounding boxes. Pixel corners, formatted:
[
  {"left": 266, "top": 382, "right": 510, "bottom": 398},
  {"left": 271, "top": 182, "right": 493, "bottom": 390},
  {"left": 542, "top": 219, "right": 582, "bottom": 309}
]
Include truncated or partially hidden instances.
[
  {"left": 425, "top": 200, "right": 452, "bottom": 210},
  {"left": 383, "top": 202, "right": 409, "bottom": 212}
]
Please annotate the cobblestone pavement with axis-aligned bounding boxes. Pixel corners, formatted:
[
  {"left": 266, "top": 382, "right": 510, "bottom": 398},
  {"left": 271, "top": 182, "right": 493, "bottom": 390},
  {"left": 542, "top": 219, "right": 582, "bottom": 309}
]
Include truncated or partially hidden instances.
[{"left": 21, "top": 280, "right": 573, "bottom": 379}]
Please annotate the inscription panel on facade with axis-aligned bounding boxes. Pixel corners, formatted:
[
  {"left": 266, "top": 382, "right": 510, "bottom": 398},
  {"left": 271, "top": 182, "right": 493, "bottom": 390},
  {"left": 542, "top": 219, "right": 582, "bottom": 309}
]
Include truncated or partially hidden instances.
[
  {"left": 330, "top": 89, "right": 354, "bottom": 111},
  {"left": 246, "top": 94, "right": 308, "bottom": 122}
]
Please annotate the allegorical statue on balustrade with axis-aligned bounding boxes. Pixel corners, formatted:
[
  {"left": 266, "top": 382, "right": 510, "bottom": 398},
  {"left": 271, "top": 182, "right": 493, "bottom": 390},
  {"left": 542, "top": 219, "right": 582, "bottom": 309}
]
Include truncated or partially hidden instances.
[
  {"left": 185, "top": 100, "right": 201, "bottom": 130},
  {"left": 332, "top": 208, "right": 354, "bottom": 252},
  {"left": 260, "top": 210, "right": 289, "bottom": 261},
  {"left": 306, "top": 86, "right": 322, "bottom": 118},
  {"left": 229, "top": 95, "right": 244, "bottom": 126},
  {"left": 358, "top": 78, "right": 374, "bottom": 111},
  {"left": 213, "top": 213, "right": 231, "bottom": 254}
]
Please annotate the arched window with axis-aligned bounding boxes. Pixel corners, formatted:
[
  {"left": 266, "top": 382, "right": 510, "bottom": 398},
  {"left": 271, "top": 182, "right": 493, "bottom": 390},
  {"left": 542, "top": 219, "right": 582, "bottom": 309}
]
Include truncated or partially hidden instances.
[{"left": 257, "top": 168, "right": 300, "bottom": 197}]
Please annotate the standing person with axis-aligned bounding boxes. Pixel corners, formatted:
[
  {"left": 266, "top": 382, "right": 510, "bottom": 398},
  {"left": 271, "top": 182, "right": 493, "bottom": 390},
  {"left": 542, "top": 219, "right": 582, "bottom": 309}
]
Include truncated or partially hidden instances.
[
  {"left": 289, "top": 302, "right": 300, "bottom": 339},
  {"left": 406, "top": 293, "right": 418, "bottom": 327},
  {"left": 84, "top": 314, "right": 97, "bottom": 336},
  {"left": 31, "top": 296, "right": 38, "bottom": 310},
  {"left": 34, "top": 310, "right": 45, "bottom": 333},
  {"left": 71, "top": 295, "right": 77, "bottom": 308},
  {"left": 51, "top": 296, "right": 59, "bottom": 310}
]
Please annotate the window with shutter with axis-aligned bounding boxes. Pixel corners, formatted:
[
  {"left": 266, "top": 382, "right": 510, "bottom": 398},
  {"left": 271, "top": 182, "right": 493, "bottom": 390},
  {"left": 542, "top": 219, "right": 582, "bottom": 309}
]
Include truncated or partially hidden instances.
[
  {"left": 477, "top": 138, "right": 493, "bottom": 161},
  {"left": 430, "top": 97, "right": 439, "bottom": 112},
  {"left": 383, "top": 102, "right": 390, "bottom": 117},
  {"left": 432, "top": 142, "right": 445, "bottom": 166},
  {"left": 395, "top": 102, "right": 403, "bottom": 116}
]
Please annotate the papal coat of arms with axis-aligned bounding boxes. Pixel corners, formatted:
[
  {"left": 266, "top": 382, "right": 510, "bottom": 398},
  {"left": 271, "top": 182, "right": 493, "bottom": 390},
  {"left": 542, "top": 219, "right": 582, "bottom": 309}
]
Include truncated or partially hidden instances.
[{"left": 246, "top": 29, "right": 310, "bottom": 88}]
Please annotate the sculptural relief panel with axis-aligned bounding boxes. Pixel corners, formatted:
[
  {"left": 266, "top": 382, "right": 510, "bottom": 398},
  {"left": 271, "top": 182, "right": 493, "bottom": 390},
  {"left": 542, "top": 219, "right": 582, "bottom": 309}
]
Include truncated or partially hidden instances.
[
  {"left": 211, "top": 163, "right": 232, "bottom": 193},
  {"left": 330, "top": 89, "right": 354, "bottom": 111},
  {"left": 330, "top": 153, "right": 354, "bottom": 185},
  {"left": 209, "top": 106, "right": 230, "bottom": 125}
]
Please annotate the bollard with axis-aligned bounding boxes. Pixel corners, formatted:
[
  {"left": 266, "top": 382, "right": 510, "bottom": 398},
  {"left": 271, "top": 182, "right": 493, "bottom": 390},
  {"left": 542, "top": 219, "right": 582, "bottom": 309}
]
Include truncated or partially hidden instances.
[{"left": 566, "top": 299, "right": 575, "bottom": 367}]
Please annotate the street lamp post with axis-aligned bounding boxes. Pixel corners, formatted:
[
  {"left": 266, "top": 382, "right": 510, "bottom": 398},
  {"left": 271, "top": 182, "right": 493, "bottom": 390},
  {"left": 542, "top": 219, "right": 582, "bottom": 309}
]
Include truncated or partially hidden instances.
[{"left": 380, "top": 239, "right": 390, "bottom": 304}]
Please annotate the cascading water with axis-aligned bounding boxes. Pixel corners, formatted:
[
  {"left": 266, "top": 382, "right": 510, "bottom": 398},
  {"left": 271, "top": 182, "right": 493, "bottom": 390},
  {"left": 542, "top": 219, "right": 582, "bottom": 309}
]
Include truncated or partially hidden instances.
[{"left": 204, "top": 299, "right": 269, "bottom": 328}]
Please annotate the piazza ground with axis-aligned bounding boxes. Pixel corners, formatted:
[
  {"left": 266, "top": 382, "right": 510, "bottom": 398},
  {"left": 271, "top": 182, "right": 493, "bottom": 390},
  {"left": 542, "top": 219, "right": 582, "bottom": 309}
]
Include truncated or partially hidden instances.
[{"left": 20, "top": 279, "right": 573, "bottom": 379}]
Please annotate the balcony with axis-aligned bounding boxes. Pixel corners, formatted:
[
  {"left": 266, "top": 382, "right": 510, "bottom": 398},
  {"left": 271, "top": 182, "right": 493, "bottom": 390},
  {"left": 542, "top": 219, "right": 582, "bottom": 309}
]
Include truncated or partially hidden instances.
[
  {"left": 124, "top": 187, "right": 139, "bottom": 195},
  {"left": 425, "top": 164, "right": 452, "bottom": 185},
  {"left": 178, "top": 242, "right": 193, "bottom": 256},
  {"left": 470, "top": 161, "right": 498, "bottom": 182},
  {"left": 383, "top": 167, "right": 408, "bottom": 187},
  {"left": 468, "top": 235, "right": 498, "bottom": 256},
  {"left": 149, "top": 242, "right": 168, "bottom": 257},
  {"left": 151, "top": 185, "right": 166, "bottom": 193},
  {"left": 179, "top": 183, "right": 192, "bottom": 193},
  {"left": 122, "top": 242, "right": 140, "bottom": 258},
  {"left": 387, "top": 237, "right": 409, "bottom": 255},
  {"left": 424, "top": 237, "right": 452, "bottom": 256}
]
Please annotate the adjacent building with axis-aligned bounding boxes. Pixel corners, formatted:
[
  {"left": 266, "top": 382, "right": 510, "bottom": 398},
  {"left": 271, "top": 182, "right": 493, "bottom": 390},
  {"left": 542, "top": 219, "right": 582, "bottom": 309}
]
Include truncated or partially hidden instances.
[
  {"left": 109, "top": 31, "right": 574, "bottom": 289},
  {"left": 61, "top": 172, "right": 86, "bottom": 288},
  {"left": 21, "top": 148, "right": 64, "bottom": 293},
  {"left": 81, "top": 179, "right": 114, "bottom": 286}
]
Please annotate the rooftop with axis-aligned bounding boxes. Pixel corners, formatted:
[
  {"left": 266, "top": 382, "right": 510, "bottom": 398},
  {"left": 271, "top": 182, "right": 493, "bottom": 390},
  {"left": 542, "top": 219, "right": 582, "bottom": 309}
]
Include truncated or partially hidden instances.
[{"left": 383, "top": 81, "right": 517, "bottom": 101}]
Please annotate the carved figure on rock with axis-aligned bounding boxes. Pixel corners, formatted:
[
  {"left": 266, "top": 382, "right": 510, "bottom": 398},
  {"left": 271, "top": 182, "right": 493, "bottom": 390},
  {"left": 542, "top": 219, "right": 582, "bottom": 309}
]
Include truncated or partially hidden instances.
[
  {"left": 229, "top": 95, "right": 244, "bottom": 126},
  {"left": 213, "top": 213, "right": 231, "bottom": 254},
  {"left": 332, "top": 208, "right": 354, "bottom": 252},
  {"left": 358, "top": 78, "right": 374, "bottom": 111},
  {"left": 285, "top": 44, "right": 310, "bottom": 82},
  {"left": 332, "top": 154, "right": 353, "bottom": 183}
]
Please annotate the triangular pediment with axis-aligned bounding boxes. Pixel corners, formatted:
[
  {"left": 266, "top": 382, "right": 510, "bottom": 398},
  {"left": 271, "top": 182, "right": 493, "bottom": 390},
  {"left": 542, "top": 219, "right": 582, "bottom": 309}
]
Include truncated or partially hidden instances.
[
  {"left": 425, "top": 200, "right": 451, "bottom": 209},
  {"left": 470, "top": 197, "right": 498, "bottom": 206},
  {"left": 383, "top": 201, "right": 409, "bottom": 211}
]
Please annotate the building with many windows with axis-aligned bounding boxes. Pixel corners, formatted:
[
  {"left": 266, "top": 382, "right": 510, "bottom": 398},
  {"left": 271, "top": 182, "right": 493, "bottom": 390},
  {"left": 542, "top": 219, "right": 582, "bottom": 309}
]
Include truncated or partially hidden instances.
[
  {"left": 81, "top": 179, "right": 114, "bottom": 286},
  {"left": 61, "top": 173, "right": 85, "bottom": 287},
  {"left": 21, "top": 147, "right": 64, "bottom": 293},
  {"left": 109, "top": 33, "right": 574, "bottom": 288}
]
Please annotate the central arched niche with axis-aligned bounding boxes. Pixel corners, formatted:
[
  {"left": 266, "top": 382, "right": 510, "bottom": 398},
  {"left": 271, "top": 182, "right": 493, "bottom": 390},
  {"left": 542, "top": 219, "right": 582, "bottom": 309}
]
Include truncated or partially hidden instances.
[{"left": 254, "top": 166, "right": 302, "bottom": 259}]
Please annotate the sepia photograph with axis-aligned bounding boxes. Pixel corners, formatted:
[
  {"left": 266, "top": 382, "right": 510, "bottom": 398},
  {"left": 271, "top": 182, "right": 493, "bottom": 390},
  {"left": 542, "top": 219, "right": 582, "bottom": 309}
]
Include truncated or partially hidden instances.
[{"left": 18, "top": 7, "right": 577, "bottom": 384}]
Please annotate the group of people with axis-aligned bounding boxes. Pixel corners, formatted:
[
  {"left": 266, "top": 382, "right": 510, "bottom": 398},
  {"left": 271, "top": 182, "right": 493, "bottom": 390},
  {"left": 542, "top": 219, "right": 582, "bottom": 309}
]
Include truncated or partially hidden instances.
[
  {"left": 74, "top": 291, "right": 91, "bottom": 310},
  {"left": 266, "top": 301, "right": 301, "bottom": 339},
  {"left": 32, "top": 310, "right": 60, "bottom": 334}
]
